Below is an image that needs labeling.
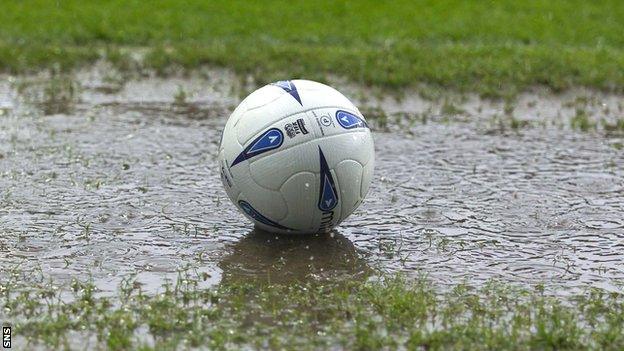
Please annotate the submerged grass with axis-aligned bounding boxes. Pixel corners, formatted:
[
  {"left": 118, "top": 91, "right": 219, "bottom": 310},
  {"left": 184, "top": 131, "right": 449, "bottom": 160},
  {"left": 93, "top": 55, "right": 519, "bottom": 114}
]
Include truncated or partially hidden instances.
[
  {"left": 12, "top": 72, "right": 80, "bottom": 115},
  {"left": 1, "top": 1, "right": 624, "bottom": 96},
  {"left": 2, "top": 271, "right": 623, "bottom": 350},
  {"left": 570, "top": 108, "right": 595, "bottom": 132}
]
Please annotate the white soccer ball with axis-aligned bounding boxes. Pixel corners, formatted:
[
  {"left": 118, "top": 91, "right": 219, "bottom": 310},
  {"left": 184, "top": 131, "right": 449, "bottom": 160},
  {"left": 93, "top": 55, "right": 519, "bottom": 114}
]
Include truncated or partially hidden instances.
[{"left": 217, "top": 79, "right": 374, "bottom": 234}]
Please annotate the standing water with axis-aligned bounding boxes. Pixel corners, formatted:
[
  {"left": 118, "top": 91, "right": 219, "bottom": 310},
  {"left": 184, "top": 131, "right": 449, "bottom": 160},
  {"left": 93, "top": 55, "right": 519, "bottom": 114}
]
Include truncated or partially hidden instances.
[{"left": 1, "top": 68, "right": 623, "bottom": 297}]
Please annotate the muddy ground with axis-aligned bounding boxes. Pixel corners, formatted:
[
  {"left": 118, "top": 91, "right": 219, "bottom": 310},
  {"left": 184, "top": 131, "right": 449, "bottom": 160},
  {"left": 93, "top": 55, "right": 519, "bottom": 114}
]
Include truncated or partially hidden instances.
[{"left": 1, "top": 66, "right": 623, "bottom": 297}]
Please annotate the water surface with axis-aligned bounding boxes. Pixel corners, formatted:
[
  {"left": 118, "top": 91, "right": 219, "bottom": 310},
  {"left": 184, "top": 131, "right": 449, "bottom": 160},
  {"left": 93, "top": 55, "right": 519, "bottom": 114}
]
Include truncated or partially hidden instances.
[{"left": 1, "top": 71, "right": 623, "bottom": 296}]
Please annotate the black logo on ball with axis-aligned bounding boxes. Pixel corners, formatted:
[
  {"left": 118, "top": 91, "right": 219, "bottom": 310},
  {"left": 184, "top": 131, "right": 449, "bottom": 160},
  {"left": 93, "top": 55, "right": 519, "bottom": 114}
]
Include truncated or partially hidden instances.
[{"left": 284, "top": 118, "right": 309, "bottom": 138}]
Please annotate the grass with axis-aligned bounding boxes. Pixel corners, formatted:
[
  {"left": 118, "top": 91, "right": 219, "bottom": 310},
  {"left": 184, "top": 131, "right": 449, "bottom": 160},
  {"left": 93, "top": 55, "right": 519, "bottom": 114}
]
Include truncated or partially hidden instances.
[
  {"left": 12, "top": 72, "right": 80, "bottom": 115},
  {"left": 440, "top": 99, "right": 466, "bottom": 116},
  {"left": 173, "top": 86, "right": 188, "bottom": 106},
  {"left": 571, "top": 108, "right": 596, "bottom": 131},
  {"left": 1, "top": 1, "right": 624, "bottom": 96},
  {"left": 2, "top": 2, "right": 624, "bottom": 349},
  {"left": 603, "top": 118, "right": 624, "bottom": 134},
  {"left": 2, "top": 270, "right": 624, "bottom": 351}
]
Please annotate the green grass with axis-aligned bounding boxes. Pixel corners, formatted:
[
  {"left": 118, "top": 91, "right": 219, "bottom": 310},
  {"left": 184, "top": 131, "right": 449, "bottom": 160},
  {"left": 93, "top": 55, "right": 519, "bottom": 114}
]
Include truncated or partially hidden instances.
[
  {"left": 3, "top": 271, "right": 624, "bottom": 350},
  {"left": 571, "top": 108, "right": 596, "bottom": 131},
  {"left": 1, "top": 1, "right": 624, "bottom": 96}
]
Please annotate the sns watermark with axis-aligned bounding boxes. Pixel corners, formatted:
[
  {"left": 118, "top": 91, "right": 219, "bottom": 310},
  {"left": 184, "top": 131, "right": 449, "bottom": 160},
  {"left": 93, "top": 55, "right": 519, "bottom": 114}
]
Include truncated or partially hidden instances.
[{"left": 2, "top": 326, "right": 10, "bottom": 349}]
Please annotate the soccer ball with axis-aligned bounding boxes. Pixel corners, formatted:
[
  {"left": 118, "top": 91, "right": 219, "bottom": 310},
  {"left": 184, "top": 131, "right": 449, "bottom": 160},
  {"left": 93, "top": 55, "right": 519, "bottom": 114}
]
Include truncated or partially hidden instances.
[{"left": 217, "top": 79, "right": 374, "bottom": 234}]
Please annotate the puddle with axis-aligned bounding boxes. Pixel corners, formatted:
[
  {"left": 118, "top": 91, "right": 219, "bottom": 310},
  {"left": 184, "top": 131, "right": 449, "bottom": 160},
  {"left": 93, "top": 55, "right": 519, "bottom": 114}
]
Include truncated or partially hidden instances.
[{"left": 1, "top": 68, "right": 623, "bottom": 298}]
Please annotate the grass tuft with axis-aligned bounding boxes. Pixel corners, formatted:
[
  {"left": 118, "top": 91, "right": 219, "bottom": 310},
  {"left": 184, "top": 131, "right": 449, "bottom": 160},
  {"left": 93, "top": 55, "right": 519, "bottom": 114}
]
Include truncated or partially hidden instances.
[
  {"left": 570, "top": 108, "right": 595, "bottom": 131},
  {"left": 2, "top": 272, "right": 624, "bottom": 350}
]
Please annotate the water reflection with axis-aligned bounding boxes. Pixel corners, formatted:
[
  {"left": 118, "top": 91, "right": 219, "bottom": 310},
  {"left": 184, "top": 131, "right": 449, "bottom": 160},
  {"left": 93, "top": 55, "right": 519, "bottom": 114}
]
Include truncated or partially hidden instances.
[{"left": 218, "top": 229, "right": 371, "bottom": 285}]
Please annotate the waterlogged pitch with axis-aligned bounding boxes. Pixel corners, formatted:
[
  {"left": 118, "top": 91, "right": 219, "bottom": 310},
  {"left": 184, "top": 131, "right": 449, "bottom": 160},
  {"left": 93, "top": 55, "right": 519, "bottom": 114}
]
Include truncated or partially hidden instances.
[
  {"left": 0, "top": 67, "right": 623, "bottom": 349},
  {"left": 218, "top": 80, "right": 374, "bottom": 234},
  {"left": 1, "top": 1, "right": 624, "bottom": 349}
]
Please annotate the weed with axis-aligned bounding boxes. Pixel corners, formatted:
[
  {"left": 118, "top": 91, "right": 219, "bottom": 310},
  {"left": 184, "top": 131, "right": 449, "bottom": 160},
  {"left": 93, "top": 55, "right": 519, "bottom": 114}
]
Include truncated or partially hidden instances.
[
  {"left": 602, "top": 118, "right": 624, "bottom": 134},
  {"left": 441, "top": 99, "right": 465, "bottom": 116},
  {"left": 570, "top": 108, "right": 595, "bottom": 131},
  {"left": 504, "top": 101, "right": 515, "bottom": 116},
  {"left": 510, "top": 117, "right": 530, "bottom": 130},
  {"left": 173, "top": 85, "right": 187, "bottom": 106},
  {"left": 40, "top": 74, "right": 80, "bottom": 115}
]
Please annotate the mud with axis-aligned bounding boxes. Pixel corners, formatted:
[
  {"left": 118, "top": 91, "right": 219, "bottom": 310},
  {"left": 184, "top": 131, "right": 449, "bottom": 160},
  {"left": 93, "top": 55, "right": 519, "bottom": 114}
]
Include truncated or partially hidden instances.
[{"left": 1, "top": 66, "right": 623, "bottom": 296}]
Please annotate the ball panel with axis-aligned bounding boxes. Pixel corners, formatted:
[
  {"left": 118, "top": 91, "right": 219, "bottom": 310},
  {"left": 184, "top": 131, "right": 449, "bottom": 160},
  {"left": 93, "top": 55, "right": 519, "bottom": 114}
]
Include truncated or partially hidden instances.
[
  {"left": 219, "top": 158, "right": 241, "bottom": 202},
  {"left": 217, "top": 124, "right": 245, "bottom": 206},
  {"left": 360, "top": 155, "right": 374, "bottom": 199},
  {"left": 238, "top": 85, "right": 283, "bottom": 111},
  {"left": 279, "top": 171, "right": 317, "bottom": 231},
  {"left": 219, "top": 130, "right": 243, "bottom": 158},
  {"left": 310, "top": 131, "right": 374, "bottom": 170},
  {"left": 222, "top": 84, "right": 280, "bottom": 139},
  {"left": 242, "top": 112, "right": 317, "bottom": 190},
  {"left": 236, "top": 194, "right": 292, "bottom": 234},
  {"left": 248, "top": 144, "right": 316, "bottom": 190},
  {"left": 231, "top": 164, "right": 288, "bottom": 221},
  {"left": 235, "top": 93, "right": 304, "bottom": 146},
  {"left": 334, "top": 159, "right": 364, "bottom": 221},
  {"left": 292, "top": 80, "right": 360, "bottom": 111},
  {"left": 247, "top": 133, "right": 341, "bottom": 191}
]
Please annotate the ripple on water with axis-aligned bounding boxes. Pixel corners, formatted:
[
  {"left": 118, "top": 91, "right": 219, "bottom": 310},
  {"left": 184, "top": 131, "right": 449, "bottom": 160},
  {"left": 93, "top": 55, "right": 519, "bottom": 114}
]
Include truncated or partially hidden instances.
[{"left": 582, "top": 219, "right": 623, "bottom": 230}]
